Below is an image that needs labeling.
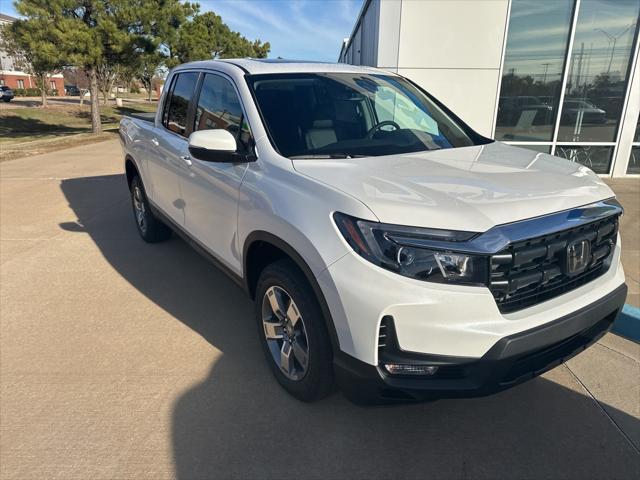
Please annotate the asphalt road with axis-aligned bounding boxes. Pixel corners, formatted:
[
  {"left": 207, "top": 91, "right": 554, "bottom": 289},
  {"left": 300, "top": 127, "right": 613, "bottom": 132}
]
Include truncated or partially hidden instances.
[{"left": 1, "top": 139, "right": 639, "bottom": 479}]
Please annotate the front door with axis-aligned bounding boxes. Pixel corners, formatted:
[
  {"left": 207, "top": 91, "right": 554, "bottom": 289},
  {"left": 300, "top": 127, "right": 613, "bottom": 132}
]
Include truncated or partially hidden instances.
[{"left": 180, "top": 72, "right": 253, "bottom": 275}]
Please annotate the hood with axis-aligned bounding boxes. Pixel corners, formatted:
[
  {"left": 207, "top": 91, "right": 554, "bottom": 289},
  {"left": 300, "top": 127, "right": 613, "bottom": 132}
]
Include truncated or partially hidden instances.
[{"left": 292, "top": 142, "right": 614, "bottom": 232}]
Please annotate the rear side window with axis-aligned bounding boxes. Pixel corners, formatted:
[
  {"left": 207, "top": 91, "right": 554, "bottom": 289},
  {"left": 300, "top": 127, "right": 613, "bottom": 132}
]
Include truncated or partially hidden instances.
[
  {"left": 194, "top": 74, "right": 252, "bottom": 152},
  {"left": 163, "top": 72, "right": 199, "bottom": 137}
]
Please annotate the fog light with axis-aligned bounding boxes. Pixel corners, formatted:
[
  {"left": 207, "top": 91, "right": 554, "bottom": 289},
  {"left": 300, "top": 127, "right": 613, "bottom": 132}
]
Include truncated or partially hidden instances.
[{"left": 384, "top": 364, "right": 439, "bottom": 376}]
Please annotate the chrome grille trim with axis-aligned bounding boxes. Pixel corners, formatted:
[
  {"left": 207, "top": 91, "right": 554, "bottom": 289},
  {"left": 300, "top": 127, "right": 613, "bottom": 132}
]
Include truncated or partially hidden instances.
[
  {"left": 389, "top": 198, "right": 623, "bottom": 255},
  {"left": 489, "top": 213, "right": 620, "bottom": 313}
]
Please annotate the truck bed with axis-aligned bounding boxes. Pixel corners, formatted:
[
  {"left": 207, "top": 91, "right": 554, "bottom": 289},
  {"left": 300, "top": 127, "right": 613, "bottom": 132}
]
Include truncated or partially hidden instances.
[{"left": 127, "top": 112, "right": 156, "bottom": 123}]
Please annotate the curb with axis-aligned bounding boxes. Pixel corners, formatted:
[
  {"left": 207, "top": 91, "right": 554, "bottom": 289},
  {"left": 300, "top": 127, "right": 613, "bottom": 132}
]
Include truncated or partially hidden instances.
[{"left": 612, "top": 304, "right": 640, "bottom": 343}]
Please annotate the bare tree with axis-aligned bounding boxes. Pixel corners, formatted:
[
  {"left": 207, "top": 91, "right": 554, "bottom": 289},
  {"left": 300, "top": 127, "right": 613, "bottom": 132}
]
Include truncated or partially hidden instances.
[{"left": 96, "top": 63, "right": 121, "bottom": 105}]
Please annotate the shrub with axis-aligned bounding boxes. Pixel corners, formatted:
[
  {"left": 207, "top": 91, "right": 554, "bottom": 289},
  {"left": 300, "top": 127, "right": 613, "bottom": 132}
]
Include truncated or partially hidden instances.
[{"left": 11, "top": 87, "right": 58, "bottom": 97}]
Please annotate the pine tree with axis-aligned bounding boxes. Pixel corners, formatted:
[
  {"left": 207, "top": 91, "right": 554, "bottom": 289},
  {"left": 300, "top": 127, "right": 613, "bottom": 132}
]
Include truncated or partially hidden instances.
[
  {"left": 13, "top": 0, "right": 193, "bottom": 133},
  {"left": 0, "top": 19, "right": 64, "bottom": 107}
]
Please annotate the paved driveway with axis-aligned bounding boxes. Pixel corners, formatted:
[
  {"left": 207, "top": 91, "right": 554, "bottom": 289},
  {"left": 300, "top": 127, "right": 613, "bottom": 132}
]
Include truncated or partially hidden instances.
[{"left": 1, "top": 139, "right": 639, "bottom": 479}]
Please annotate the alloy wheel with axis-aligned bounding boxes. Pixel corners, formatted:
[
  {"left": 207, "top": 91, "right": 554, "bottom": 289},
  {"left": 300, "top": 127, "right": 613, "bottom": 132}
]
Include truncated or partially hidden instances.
[
  {"left": 261, "top": 286, "right": 310, "bottom": 381},
  {"left": 133, "top": 185, "right": 147, "bottom": 234}
]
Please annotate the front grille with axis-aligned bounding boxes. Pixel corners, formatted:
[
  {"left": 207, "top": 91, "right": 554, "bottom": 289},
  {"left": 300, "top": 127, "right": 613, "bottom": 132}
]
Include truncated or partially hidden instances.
[{"left": 490, "top": 214, "right": 619, "bottom": 313}]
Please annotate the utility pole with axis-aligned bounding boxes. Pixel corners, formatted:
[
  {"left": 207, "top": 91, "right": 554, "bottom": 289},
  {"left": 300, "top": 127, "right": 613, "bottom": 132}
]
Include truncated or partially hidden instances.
[
  {"left": 541, "top": 63, "right": 551, "bottom": 84},
  {"left": 594, "top": 23, "right": 637, "bottom": 75}
]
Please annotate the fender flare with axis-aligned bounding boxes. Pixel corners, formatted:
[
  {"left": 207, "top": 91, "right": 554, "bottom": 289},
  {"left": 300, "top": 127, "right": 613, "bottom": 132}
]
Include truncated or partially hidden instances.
[{"left": 243, "top": 231, "right": 341, "bottom": 352}]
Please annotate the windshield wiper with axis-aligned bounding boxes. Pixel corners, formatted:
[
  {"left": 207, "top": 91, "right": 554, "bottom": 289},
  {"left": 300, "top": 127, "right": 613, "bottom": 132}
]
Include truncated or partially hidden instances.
[{"left": 289, "top": 153, "right": 367, "bottom": 159}]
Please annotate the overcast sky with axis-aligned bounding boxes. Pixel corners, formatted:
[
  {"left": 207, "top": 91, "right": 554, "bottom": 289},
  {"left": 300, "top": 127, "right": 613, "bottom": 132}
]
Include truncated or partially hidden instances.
[{"left": 0, "top": 0, "right": 362, "bottom": 62}]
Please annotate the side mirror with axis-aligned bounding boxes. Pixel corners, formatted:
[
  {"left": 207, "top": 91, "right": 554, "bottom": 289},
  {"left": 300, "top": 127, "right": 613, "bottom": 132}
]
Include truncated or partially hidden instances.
[{"left": 188, "top": 129, "right": 246, "bottom": 163}]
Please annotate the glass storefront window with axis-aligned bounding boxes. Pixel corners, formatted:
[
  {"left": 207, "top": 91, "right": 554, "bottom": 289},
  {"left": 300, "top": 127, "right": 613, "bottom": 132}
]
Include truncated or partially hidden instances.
[
  {"left": 628, "top": 114, "right": 640, "bottom": 174},
  {"left": 495, "top": 0, "right": 575, "bottom": 142},
  {"left": 557, "top": 0, "right": 640, "bottom": 143},
  {"left": 513, "top": 144, "right": 552, "bottom": 154},
  {"left": 555, "top": 144, "right": 614, "bottom": 173},
  {"left": 628, "top": 146, "right": 640, "bottom": 174}
]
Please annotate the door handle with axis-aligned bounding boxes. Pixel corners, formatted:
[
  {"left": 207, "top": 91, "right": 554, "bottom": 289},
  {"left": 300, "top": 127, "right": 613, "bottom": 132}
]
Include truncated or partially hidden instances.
[
  {"left": 180, "top": 155, "right": 193, "bottom": 167},
  {"left": 151, "top": 138, "right": 159, "bottom": 146}
]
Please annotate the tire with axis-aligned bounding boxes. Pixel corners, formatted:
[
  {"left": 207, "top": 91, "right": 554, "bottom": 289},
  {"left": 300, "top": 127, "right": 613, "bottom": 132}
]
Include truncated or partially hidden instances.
[
  {"left": 130, "top": 175, "right": 172, "bottom": 243},
  {"left": 2, "top": 98, "right": 11, "bottom": 102},
  {"left": 255, "top": 259, "right": 334, "bottom": 402}
]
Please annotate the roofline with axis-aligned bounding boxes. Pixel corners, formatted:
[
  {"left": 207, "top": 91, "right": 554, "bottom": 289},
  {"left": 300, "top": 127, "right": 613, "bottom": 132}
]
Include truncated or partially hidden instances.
[
  {"left": 169, "top": 58, "right": 392, "bottom": 76},
  {"left": 0, "top": 13, "right": 18, "bottom": 22},
  {"left": 217, "top": 59, "right": 250, "bottom": 74},
  {"left": 338, "top": 0, "right": 373, "bottom": 62}
]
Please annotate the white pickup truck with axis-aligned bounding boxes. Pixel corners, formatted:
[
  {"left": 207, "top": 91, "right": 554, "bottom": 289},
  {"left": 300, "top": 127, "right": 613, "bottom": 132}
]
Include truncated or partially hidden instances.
[{"left": 119, "top": 59, "right": 627, "bottom": 403}]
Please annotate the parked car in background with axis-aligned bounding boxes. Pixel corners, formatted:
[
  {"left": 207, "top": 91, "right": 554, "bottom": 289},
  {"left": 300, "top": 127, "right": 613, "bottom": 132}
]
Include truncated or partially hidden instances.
[
  {"left": 64, "top": 85, "right": 81, "bottom": 96},
  {"left": 119, "top": 60, "right": 627, "bottom": 404},
  {"left": 497, "top": 95, "right": 554, "bottom": 127},
  {"left": 1, "top": 86, "right": 14, "bottom": 102},
  {"left": 561, "top": 99, "right": 607, "bottom": 124}
]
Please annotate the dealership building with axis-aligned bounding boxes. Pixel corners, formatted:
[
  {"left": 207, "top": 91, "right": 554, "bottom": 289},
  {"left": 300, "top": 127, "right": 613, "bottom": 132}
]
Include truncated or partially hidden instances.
[{"left": 339, "top": 0, "right": 640, "bottom": 177}]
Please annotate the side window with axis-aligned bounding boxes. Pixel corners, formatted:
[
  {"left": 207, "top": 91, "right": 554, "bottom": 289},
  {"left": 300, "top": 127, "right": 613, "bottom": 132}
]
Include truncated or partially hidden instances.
[
  {"left": 194, "top": 74, "right": 252, "bottom": 151},
  {"left": 163, "top": 72, "right": 199, "bottom": 137}
]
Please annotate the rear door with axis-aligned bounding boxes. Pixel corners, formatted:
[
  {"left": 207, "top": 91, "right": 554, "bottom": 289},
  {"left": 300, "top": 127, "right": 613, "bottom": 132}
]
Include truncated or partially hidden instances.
[
  {"left": 147, "top": 71, "right": 200, "bottom": 226},
  {"left": 180, "top": 72, "right": 253, "bottom": 274}
]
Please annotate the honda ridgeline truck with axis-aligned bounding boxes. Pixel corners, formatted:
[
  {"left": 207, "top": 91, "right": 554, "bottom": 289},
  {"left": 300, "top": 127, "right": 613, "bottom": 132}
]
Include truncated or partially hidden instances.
[{"left": 119, "top": 60, "right": 627, "bottom": 403}]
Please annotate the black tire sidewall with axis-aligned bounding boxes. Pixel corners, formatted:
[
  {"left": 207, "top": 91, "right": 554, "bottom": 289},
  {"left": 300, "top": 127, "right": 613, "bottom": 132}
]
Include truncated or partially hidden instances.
[
  {"left": 130, "top": 175, "right": 171, "bottom": 243},
  {"left": 255, "top": 259, "right": 334, "bottom": 402}
]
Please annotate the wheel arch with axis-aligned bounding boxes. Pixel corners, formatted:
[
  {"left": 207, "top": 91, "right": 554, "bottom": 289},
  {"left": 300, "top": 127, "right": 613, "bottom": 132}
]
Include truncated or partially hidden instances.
[
  {"left": 243, "top": 231, "right": 341, "bottom": 351},
  {"left": 124, "top": 155, "right": 139, "bottom": 190}
]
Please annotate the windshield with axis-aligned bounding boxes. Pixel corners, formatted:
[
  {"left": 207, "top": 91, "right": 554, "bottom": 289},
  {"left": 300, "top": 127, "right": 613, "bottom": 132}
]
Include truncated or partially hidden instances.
[{"left": 247, "top": 73, "right": 481, "bottom": 158}]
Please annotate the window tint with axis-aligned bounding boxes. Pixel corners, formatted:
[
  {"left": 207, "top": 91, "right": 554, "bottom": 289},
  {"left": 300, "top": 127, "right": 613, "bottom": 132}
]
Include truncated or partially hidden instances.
[
  {"left": 194, "top": 74, "right": 251, "bottom": 151},
  {"left": 163, "top": 72, "right": 199, "bottom": 137},
  {"left": 249, "top": 73, "right": 477, "bottom": 158}
]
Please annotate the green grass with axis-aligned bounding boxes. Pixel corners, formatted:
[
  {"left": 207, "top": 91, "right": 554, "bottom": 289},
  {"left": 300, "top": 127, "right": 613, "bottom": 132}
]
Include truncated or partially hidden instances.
[{"left": 0, "top": 102, "right": 157, "bottom": 144}]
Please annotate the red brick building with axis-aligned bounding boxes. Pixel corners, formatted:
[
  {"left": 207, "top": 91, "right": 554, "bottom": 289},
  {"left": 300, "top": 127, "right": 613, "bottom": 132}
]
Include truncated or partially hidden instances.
[{"left": 0, "top": 13, "right": 65, "bottom": 95}]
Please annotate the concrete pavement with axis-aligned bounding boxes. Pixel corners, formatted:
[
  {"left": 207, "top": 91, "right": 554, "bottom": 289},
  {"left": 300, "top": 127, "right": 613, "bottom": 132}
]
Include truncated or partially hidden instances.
[
  {"left": 608, "top": 178, "right": 640, "bottom": 309},
  {"left": 1, "top": 139, "right": 639, "bottom": 479}
]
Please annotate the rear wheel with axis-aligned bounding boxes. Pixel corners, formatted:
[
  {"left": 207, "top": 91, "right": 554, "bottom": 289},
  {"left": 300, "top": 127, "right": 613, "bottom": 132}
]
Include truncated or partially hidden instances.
[
  {"left": 255, "top": 259, "right": 334, "bottom": 401},
  {"left": 130, "top": 175, "right": 171, "bottom": 243}
]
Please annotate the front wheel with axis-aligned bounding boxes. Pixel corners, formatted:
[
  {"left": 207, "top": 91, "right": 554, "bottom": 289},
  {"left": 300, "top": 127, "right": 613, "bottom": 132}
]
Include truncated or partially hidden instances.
[
  {"left": 130, "top": 175, "right": 172, "bottom": 243},
  {"left": 255, "top": 259, "right": 334, "bottom": 402},
  {"left": 2, "top": 98, "right": 11, "bottom": 102}
]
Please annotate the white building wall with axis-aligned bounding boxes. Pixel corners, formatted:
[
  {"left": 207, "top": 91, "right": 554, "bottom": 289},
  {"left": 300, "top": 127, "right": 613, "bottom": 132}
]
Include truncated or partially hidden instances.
[
  {"left": 395, "top": 0, "right": 509, "bottom": 137},
  {"left": 375, "top": 0, "right": 401, "bottom": 69}
]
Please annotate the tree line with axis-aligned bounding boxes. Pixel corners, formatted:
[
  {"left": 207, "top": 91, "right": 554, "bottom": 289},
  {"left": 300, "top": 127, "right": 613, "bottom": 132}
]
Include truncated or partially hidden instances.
[{"left": 0, "top": 1, "right": 270, "bottom": 133}]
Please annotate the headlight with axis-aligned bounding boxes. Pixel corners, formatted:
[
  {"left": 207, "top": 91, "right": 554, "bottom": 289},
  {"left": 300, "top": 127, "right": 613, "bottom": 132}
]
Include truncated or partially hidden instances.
[{"left": 333, "top": 212, "right": 488, "bottom": 285}]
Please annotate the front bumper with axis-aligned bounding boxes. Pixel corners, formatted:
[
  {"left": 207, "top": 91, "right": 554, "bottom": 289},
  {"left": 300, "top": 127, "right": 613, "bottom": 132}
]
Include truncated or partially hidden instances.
[
  {"left": 318, "top": 236, "right": 625, "bottom": 365},
  {"left": 334, "top": 283, "right": 627, "bottom": 403}
]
